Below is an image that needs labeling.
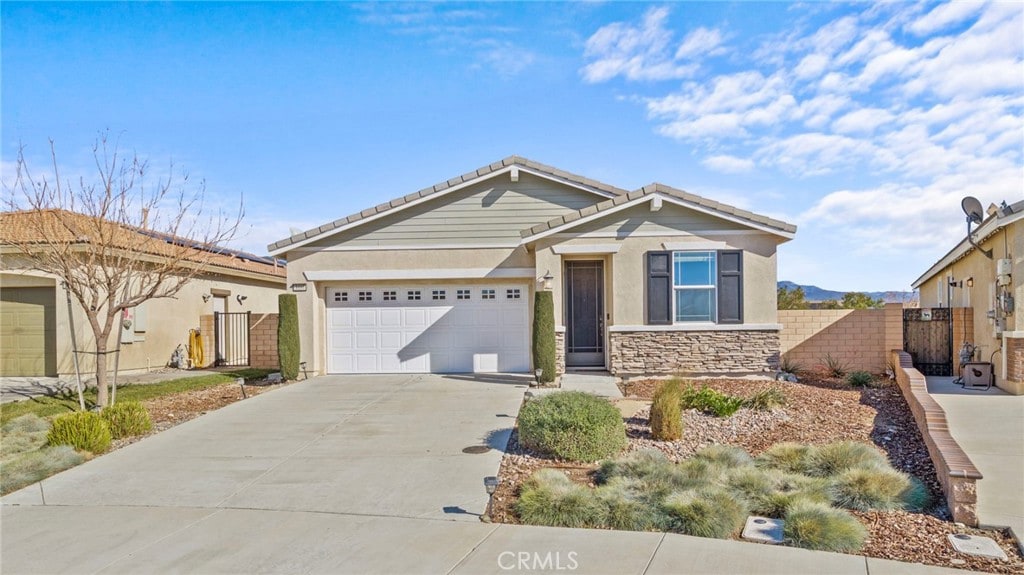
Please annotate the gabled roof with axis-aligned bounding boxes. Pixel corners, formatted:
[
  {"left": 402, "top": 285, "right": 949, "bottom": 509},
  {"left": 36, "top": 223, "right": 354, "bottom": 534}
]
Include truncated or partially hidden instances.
[
  {"left": 267, "top": 156, "right": 629, "bottom": 254},
  {"left": 520, "top": 183, "right": 797, "bottom": 242},
  {"left": 911, "top": 199, "right": 1024, "bottom": 288},
  {"left": 1, "top": 209, "right": 287, "bottom": 280}
]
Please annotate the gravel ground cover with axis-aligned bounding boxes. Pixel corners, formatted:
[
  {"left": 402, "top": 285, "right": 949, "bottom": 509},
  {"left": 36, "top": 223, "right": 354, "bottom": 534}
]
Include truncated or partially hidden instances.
[{"left": 491, "top": 375, "right": 1023, "bottom": 573}]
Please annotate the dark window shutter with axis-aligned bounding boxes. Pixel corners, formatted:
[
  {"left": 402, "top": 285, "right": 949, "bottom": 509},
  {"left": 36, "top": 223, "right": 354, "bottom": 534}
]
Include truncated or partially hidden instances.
[
  {"left": 647, "top": 251, "right": 672, "bottom": 325},
  {"left": 718, "top": 250, "right": 743, "bottom": 324}
]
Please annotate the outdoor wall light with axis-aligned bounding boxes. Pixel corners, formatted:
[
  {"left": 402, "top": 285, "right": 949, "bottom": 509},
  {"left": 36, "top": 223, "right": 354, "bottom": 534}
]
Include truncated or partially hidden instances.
[
  {"left": 542, "top": 270, "right": 554, "bottom": 291},
  {"left": 236, "top": 294, "right": 248, "bottom": 304},
  {"left": 966, "top": 277, "right": 974, "bottom": 288},
  {"left": 202, "top": 293, "right": 211, "bottom": 303},
  {"left": 482, "top": 476, "right": 499, "bottom": 523}
]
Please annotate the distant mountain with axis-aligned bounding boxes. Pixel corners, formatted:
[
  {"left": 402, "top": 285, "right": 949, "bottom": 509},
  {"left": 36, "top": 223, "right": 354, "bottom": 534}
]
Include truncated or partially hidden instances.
[{"left": 778, "top": 281, "right": 918, "bottom": 304}]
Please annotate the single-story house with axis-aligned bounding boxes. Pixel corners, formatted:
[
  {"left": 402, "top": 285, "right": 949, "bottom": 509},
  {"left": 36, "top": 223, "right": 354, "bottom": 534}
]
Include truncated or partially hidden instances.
[
  {"left": 268, "top": 157, "right": 796, "bottom": 377},
  {"left": 0, "top": 209, "right": 287, "bottom": 377},
  {"left": 912, "top": 200, "right": 1023, "bottom": 395}
]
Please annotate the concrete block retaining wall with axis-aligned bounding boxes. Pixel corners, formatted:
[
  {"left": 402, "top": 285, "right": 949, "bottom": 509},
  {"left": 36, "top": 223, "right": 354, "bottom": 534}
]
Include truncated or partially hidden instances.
[{"left": 891, "top": 350, "right": 982, "bottom": 526}]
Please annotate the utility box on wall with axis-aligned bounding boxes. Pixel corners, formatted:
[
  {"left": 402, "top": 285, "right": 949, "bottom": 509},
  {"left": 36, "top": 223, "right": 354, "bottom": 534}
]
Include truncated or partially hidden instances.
[{"left": 962, "top": 362, "right": 993, "bottom": 388}]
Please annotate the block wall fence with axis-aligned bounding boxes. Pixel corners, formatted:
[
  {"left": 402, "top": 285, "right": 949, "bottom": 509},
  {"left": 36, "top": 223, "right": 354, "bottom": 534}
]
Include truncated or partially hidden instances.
[
  {"left": 778, "top": 303, "right": 904, "bottom": 373},
  {"left": 198, "top": 313, "right": 279, "bottom": 369}
]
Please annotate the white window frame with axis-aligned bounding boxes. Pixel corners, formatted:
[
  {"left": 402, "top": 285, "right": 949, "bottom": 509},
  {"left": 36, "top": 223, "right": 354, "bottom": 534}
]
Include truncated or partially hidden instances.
[{"left": 672, "top": 251, "right": 718, "bottom": 323}]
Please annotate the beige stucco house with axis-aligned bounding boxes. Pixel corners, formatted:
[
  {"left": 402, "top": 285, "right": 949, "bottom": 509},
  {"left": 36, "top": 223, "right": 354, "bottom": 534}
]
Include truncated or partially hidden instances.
[
  {"left": 912, "top": 200, "right": 1024, "bottom": 395},
  {"left": 268, "top": 157, "right": 796, "bottom": 377},
  {"left": 1, "top": 210, "right": 286, "bottom": 378}
]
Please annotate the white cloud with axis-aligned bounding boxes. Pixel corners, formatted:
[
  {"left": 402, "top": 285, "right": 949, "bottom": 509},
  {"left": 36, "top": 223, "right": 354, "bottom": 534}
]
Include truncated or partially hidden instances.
[
  {"left": 581, "top": 7, "right": 722, "bottom": 82},
  {"left": 907, "top": 0, "right": 987, "bottom": 36},
  {"left": 831, "top": 107, "right": 895, "bottom": 134},
  {"left": 702, "top": 154, "right": 754, "bottom": 174}
]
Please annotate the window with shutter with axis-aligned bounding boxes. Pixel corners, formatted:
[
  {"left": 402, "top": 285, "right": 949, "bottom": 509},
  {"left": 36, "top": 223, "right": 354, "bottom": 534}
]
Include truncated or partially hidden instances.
[
  {"left": 717, "top": 250, "right": 743, "bottom": 324},
  {"left": 648, "top": 249, "right": 744, "bottom": 325},
  {"left": 646, "top": 251, "right": 672, "bottom": 325}
]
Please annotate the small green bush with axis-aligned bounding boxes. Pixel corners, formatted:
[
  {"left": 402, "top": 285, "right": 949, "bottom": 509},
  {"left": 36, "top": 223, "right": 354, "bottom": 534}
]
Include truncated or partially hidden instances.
[
  {"left": 1, "top": 414, "right": 50, "bottom": 459},
  {"left": 517, "top": 391, "right": 627, "bottom": 462},
  {"left": 679, "top": 385, "right": 744, "bottom": 417},
  {"left": 532, "top": 291, "right": 557, "bottom": 384},
  {"left": 784, "top": 500, "right": 867, "bottom": 552},
  {"left": 900, "top": 476, "right": 933, "bottom": 512},
  {"left": 597, "top": 450, "right": 698, "bottom": 498},
  {"left": 725, "top": 467, "right": 830, "bottom": 518},
  {"left": 46, "top": 411, "right": 111, "bottom": 454},
  {"left": 516, "top": 469, "right": 606, "bottom": 528},
  {"left": 661, "top": 487, "right": 748, "bottom": 539},
  {"left": 755, "top": 442, "right": 814, "bottom": 475},
  {"left": 845, "top": 371, "right": 874, "bottom": 387},
  {"left": 278, "top": 293, "right": 300, "bottom": 380},
  {"left": 780, "top": 356, "right": 804, "bottom": 376},
  {"left": 596, "top": 478, "right": 665, "bottom": 531},
  {"left": 828, "top": 466, "right": 917, "bottom": 511},
  {"left": 101, "top": 401, "right": 152, "bottom": 439},
  {"left": 822, "top": 353, "right": 849, "bottom": 378},
  {"left": 649, "top": 381, "right": 683, "bottom": 441},
  {"left": 0, "top": 445, "right": 85, "bottom": 495},
  {"left": 693, "top": 445, "right": 753, "bottom": 468},
  {"left": 744, "top": 387, "right": 787, "bottom": 410},
  {"left": 806, "top": 441, "right": 888, "bottom": 477}
]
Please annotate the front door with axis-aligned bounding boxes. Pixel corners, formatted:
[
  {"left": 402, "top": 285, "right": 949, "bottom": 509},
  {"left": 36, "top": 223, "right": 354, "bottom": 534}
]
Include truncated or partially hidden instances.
[{"left": 565, "top": 260, "right": 605, "bottom": 367}]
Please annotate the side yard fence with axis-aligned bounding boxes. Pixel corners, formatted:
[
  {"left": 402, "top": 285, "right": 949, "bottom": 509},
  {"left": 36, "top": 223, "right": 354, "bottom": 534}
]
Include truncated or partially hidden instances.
[{"left": 198, "top": 313, "right": 279, "bottom": 370}]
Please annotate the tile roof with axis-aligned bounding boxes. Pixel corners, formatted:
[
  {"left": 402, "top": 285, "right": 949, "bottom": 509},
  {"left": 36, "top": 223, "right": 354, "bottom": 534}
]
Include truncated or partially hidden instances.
[
  {"left": 267, "top": 156, "right": 629, "bottom": 252},
  {"left": 1, "top": 209, "right": 286, "bottom": 280},
  {"left": 521, "top": 182, "right": 798, "bottom": 239}
]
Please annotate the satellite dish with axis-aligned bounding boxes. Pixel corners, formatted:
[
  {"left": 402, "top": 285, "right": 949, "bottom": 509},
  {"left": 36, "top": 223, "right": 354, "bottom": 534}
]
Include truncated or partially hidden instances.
[{"left": 961, "top": 196, "right": 984, "bottom": 224}]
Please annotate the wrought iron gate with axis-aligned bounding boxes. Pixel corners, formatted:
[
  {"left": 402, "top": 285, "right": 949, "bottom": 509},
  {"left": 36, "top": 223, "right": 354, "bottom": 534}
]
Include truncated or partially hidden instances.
[
  {"left": 903, "top": 308, "right": 952, "bottom": 376},
  {"left": 214, "top": 311, "right": 250, "bottom": 367}
]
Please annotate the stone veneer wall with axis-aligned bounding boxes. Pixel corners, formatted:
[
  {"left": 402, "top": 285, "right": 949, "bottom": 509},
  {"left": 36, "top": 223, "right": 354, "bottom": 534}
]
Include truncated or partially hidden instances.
[
  {"left": 892, "top": 350, "right": 981, "bottom": 525},
  {"left": 608, "top": 330, "right": 780, "bottom": 375},
  {"left": 554, "top": 330, "right": 566, "bottom": 375}
]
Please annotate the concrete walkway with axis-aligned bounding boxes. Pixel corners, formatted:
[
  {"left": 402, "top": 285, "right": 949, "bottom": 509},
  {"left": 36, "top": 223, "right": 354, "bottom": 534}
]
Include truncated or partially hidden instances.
[
  {"left": 0, "top": 369, "right": 222, "bottom": 404},
  {"left": 927, "top": 376, "right": 1024, "bottom": 545},
  {"left": 559, "top": 371, "right": 623, "bottom": 398},
  {"left": 2, "top": 374, "right": 973, "bottom": 574}
]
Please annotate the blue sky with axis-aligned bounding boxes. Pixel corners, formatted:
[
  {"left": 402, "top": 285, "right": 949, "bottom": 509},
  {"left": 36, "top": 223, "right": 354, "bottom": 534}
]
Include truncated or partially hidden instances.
[{"left": 2, "top": 1, "right": 1022, "bottom": 292}]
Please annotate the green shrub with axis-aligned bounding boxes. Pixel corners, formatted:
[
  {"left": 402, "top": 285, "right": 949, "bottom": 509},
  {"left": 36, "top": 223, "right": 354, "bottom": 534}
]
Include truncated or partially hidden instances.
[
  {"left": 845, "top": 371, "right": 874, "bottom": 387},
  {"left": 784, "top": 500, "right": 867, "bottom": 552},
  {"left": 518, "top": 391, "right": 627, "bottom": 462},
  {"left": 744, "top": 387, "right": 787, "bottom": 410},
  {"left": 661, "top": 487, "right": 748, "bottom": 539},
  {"left": 725, "top": 467, "right": 830, "bottom": 518},
  {"left": 806, "top": 441, "right": 888, "bottom": 477},
  {"left": 780, "top": 356, "right": 804, "bottom": 376},
  {"left": 516, "top": 469, "right": 606, "bottom": 528},
  {"left": 755, "top": 442, "right": 814, "bottom": 475},
  {"left": 532, "top": 291, "right": 557, "bottom": 384},
  {"left": 596, "top": 478, "right": 665, "bottom": 531},
  {"left": 0, "top": 445, "right": 85, "bottom": 495},
  {"left": 828, "top": 466, "right": 915, "bottom": 511},
  {"left": 277, "top": 294, "right": 300, "bottom": 380},
  {"left": 649, "top": 381, "right": 683, "bottom": 441},
  {"left": 46, "top": 411, "right": 111, "bottom": 454},
  {"left": 596, "top": 450, "right": 696, "bottom": 499},
  {"left": 1, "top": 414, "right": 51, "bottom": 459},
  {"left": 822, "top": 353, "right": 849, "bottom": 378},
  {"left": 693, "top": 445, "right": 753, "bottom": 468},
  {"left": 101, "top": 401, "right": 152, "bottom": 439},
  {"left": 900, "top": 476, "right": 933, "bottom": 512},
  {"left": 679, "top": 385, "right": 744, "bottom": 417}
]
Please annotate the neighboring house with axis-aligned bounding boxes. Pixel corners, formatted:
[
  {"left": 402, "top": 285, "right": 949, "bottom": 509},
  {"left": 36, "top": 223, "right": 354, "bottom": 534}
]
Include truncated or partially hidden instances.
[
  {"left": 269, "top": 157, "right": 796, "bottom": 377},
  {"left": 912, "top": 200, "right": 1024, "bottom": 395},
  {"left": 0, "top": 210, "right": 286, "bottom": 377}
]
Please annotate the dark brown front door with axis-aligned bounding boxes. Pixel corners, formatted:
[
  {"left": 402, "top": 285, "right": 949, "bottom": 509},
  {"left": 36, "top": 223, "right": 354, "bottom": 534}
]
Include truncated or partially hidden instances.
[{"left": 565, "top": 260, "right": 604, "bottom": 367}]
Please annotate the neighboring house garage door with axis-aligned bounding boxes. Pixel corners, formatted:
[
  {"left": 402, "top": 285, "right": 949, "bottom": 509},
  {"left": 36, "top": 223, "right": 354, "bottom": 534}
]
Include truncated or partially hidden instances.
[
  {"left": 326, "top": 284, "right": 529, "bottom": 374},
  {"left": 0, "top": 287, "right": 58, "bottom": 377}
]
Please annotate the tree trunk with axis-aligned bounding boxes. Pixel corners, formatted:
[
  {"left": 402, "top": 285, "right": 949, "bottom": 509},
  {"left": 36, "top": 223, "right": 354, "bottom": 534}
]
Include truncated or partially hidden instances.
[{"left": 95, "top": 338, "right": 109, "bottom": 408}]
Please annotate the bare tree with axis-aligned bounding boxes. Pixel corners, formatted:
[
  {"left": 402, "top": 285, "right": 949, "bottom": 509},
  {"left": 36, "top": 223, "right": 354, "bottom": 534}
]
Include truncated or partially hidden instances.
[{"left": 1, "top": 134, "right": 242, "bottom": 408}]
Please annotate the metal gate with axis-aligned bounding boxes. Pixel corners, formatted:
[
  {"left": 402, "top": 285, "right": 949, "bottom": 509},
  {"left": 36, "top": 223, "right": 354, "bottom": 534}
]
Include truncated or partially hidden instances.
[
  {"left": 214, "top": 311, "right": 250, "bottom": 367},
  {"left": 903, "top": 308, "right": 952, "bottom": 376}
]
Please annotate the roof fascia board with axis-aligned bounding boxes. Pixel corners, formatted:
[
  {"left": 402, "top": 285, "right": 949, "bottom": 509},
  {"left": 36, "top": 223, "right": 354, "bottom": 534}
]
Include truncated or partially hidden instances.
[
  {"left": 304, "top": 267, "right": 535, "bottom": 282},
  {"left": 521, "top": 193, "right": 794, "bottom": 244},
  {"left": 269, "top": 165, "right": 621, "bottom": 256},
  {"left": 911, "top": 210, "right": 1023, "bottom": 288}
]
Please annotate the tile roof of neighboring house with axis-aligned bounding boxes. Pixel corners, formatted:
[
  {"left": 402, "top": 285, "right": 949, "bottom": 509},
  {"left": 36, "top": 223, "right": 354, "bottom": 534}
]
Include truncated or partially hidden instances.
[
  {"left": 520, "top": 182, "right": 798, "bottom": 239},
  {"left": 911, "top": 199, "right": 1024, "bottom": 288},
  {"left": 0, "top": 209, "right": 286, "bottom": 280},
  {"left": 267, "top": 156, "right": 629, "bottom": 253}
]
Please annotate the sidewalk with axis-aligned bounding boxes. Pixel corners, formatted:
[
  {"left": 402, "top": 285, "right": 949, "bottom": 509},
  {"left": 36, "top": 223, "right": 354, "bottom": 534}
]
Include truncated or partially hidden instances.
[
  {"left": 0, "top": 368, "right": 222, "bottom": 404},
  {"left": 926, "top": 376, "right": 1024, "bottom": 548}
]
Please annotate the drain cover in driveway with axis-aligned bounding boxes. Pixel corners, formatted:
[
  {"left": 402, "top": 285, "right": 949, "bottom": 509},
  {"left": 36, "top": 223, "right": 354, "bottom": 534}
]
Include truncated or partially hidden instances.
[
  {"left": 462, "top": 445, "right": 491, "bottom": 454},
  {"left": 947, "top": 534, "right": 1007, "bottom": 560}
]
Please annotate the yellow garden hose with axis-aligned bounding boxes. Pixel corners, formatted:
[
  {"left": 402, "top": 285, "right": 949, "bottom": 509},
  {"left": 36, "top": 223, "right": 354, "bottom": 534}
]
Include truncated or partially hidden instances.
[{"left": 189, "top": 329, "right": 205, "bottom": 368}]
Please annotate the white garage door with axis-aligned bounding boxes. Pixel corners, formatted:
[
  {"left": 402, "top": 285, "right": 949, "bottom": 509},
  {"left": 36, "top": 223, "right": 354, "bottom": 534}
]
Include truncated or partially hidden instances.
[{"left": 326, "top": 284, "right": 530, "bottom": 374}]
